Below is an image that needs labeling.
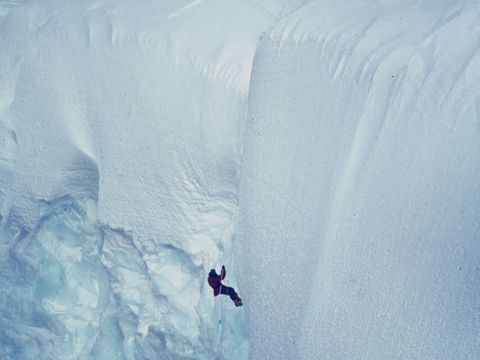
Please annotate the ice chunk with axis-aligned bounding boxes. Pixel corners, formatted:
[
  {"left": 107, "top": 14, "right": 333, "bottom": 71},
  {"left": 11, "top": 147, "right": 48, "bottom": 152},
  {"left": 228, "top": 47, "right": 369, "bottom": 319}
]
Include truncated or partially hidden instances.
[{"left": 0, "top": 197, "right": 109, "bottom": 359}]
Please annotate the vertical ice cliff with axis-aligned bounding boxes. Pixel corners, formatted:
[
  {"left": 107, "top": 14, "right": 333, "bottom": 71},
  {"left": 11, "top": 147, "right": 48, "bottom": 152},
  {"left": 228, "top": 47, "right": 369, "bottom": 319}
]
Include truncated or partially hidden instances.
[
  {"left": 2, "top": 0, "right": 480, "bottom": 359},
  {"left": 0, "top": 0, "right": 302, "bottom": 358},
  {"left": 238, "top": 0, "right": 480, "bottom": 359}
]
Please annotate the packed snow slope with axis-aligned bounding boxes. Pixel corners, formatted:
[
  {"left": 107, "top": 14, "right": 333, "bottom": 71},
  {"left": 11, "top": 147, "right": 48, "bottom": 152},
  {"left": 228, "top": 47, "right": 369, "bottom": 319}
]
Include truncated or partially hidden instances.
[
  {"left": 0, "top": 0, "right": 304, "bottom": 359},
  {"left": 238, "top": 0, "right": 480, "bottom": 359}
]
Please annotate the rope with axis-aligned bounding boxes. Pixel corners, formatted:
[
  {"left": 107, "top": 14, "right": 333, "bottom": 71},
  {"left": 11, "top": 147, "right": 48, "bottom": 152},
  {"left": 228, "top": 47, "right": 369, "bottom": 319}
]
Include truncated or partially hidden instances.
[
  {"left": 215, "top": 233, "right": 235, "bottom": 359},
  {"left": 216, "top": 288, "right": 227, "bottom": 358}
]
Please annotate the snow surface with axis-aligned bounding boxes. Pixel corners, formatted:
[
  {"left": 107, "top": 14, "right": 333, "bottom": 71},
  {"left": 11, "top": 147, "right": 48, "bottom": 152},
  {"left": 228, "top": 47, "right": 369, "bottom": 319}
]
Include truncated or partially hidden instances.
[
  {"left": 0, "top": 0, "right": 479, "bottom": 359},
  {"left": 0, "top": 0, "right": 29, "bottom": 18},
  {"left": 0, "top": 0, "right": 295, "bottom": 358},
  {"left": 238, "top": 0, "right": 480, "bottom": 359}
]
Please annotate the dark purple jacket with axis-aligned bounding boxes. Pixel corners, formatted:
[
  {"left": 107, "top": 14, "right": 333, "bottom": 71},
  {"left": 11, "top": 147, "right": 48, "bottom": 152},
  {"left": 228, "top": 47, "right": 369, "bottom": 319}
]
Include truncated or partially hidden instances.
[{"left": 208, "top": 267, "right": 226, "bottom": 296}]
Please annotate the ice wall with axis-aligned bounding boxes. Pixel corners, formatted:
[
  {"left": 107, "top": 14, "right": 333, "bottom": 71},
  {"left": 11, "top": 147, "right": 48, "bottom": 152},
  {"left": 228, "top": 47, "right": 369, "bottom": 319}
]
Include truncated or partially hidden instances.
[
  {"left": 2, "top": 0, "right": 480, "bottom": 359},
  {"left": 0, "top": 0, "right": 302, "bottom": 358},
  {"left": 238, "top": 0, "right": 480, "bottom": 359}
]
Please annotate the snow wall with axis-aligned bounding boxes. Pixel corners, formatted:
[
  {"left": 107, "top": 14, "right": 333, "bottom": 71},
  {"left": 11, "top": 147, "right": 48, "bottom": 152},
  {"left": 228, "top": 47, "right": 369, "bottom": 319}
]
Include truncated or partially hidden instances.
[
  {"left": 0, "top": 0, "right": 304, "bottom": 358},
  {"left": 238, "top": 0, "right": 480, "bottom": 359},
  {"left": 0, "top": 0, "right": 479, "bottom": 359}
]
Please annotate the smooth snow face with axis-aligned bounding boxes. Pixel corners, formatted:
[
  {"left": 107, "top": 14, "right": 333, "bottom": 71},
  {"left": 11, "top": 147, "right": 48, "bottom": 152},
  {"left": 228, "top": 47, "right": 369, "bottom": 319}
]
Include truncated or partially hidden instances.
[
  {"left": 238, "top": 0, "right": 480, "bottom": 359},
  {"left": 0, "top": 0, "right": 302, "bottom": 358}
]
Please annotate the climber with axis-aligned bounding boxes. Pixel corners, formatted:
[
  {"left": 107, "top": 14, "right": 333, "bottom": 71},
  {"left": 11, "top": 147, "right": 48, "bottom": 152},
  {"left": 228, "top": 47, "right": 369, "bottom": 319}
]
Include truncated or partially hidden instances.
[{"left": 208, "top": 265, "right": 242, "bottom": 307}]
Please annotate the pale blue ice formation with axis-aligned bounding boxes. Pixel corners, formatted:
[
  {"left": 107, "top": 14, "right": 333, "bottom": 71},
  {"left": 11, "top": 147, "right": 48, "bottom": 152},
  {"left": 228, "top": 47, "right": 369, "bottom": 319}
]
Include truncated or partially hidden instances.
[
  {"left": 1, "top": 0, "right": 480, "bottom": 359},
  {"left": 0, "top": 197, "right": 108, "bottom": 359},
  {"left": 0, "top": 196, "right": 243, "bottom": 359}
]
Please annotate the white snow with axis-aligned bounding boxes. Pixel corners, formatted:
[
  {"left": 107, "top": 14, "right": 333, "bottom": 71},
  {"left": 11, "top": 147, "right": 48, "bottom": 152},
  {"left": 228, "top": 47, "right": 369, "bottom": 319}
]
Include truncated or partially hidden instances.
[
  {"left": 0, "top": 0, "right": 287, "bottom": 358},
  {"left": 1, "top": 0, "right": 479, "bottom": 359},
  {"left": 239, "top": 0, "right": 480, "bottom": 359}
]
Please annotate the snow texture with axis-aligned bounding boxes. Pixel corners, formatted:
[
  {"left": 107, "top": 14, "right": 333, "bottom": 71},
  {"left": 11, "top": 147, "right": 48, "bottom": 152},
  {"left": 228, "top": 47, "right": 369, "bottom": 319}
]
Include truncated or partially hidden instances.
[
  {"left": 0, "top": 0, "right": 479, "bottom": 359},
  {"left": 0, "top": 0, "right": 293, "bottom": 358},
  {"left": 0, "top": 0, "right": 29, "bottom": 18},
  {"left": 238, "top": 0, "right": 480, "bottom": 359}
]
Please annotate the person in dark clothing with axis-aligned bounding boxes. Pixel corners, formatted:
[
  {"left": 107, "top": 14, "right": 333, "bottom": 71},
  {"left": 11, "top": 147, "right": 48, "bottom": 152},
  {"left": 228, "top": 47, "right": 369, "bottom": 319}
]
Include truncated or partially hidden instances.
[{"left": 208, "top": 265, "right": 242, "bottom": 307}]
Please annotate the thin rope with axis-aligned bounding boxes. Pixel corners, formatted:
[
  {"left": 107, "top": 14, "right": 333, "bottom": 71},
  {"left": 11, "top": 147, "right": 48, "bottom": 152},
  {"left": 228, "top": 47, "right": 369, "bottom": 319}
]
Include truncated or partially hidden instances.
[
  {"left": 215, "top": 233, "right": 235, "bottom": 359},
  {"left": 217, "top": 288, "right": 227, "bottom": 358}
]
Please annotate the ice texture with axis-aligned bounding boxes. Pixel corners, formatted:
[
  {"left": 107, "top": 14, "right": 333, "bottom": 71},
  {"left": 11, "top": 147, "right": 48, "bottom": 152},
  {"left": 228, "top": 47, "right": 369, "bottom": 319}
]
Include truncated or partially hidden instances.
[
  {"left": 238, "top": 0, "right": 480, "bottom": 359},
  {"left": 0, "top": 0, "right": 291, "bottom": 358},
  {"left": 1, "top": 0, "right": 480, "bottom": 359}
]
